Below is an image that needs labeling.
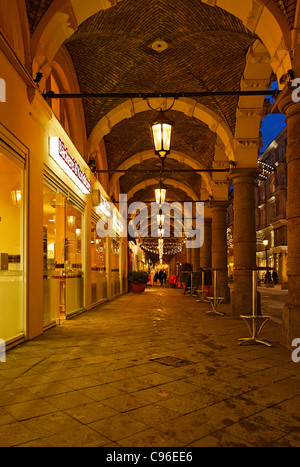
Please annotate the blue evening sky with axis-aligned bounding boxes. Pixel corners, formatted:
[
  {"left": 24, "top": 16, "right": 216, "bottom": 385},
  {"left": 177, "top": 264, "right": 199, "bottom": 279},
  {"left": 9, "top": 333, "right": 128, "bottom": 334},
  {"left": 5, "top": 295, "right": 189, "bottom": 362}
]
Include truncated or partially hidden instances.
[{"left": 259, "top": 81, "right": 287, "bottom": 156}]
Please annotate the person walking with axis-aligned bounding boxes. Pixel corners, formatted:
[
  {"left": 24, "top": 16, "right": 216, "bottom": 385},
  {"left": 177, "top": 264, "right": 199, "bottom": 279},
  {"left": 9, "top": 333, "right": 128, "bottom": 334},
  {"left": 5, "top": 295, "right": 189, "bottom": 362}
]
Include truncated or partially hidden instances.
[{"left": 158, "top": 270, "right": 164, "bottom": 287}]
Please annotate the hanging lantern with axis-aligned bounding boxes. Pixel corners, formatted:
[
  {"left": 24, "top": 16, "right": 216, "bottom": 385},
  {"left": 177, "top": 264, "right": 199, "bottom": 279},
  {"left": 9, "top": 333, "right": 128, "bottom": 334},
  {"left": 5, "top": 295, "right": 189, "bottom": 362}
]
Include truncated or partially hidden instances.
[
  {"left": 157, "top": 211, "right": 165, "bottom": 228},
  {"left": 155, "top": 180, "right": 167, "bottom": 206},
  {"left": 151, "top": 110, "right": 173, "bottom": 168}
]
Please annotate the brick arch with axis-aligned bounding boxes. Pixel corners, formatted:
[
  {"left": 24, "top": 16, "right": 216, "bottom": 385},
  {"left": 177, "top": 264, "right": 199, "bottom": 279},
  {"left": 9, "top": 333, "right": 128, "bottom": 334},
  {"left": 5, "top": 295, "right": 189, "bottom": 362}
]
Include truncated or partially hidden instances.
[
  {"left": 127, "top": 179, "right": 199, "bottom": 203},
  {"left": 87, "top": 97, "right": 235, "bottom": 161},
  {"left": 234, "top": 39, "right": 275, "bottom": 167},
  {"left": 108, "top": 150, "right": 214, "bottom": 197}
]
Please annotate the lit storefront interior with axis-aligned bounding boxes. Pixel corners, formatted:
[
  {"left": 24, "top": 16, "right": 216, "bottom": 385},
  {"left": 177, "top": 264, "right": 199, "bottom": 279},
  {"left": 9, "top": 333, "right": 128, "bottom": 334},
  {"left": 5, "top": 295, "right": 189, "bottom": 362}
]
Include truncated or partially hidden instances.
[
  {"left": 43, "top": 187, "right": 84, "bottom": 326},
  {"left": 0, "top": 148, "right": 25, "bottom": 344}
]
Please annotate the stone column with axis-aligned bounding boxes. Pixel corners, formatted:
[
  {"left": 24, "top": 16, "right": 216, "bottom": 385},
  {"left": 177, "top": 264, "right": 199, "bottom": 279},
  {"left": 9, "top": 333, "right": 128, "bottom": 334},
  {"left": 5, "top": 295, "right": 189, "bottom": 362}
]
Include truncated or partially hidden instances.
[
  {"left": 230, "top": 169, "right": 259, "bottom": 316},
  {"left": 278, "top": 90, "right": 300, "bottom": 347},
  {"left": 211, "top": 203, "right": 230, "bottom": 303},
  {"left": 200, "top": 219, "right": 212, "bottom": 269},
  {"left": 186, "top": 245, "right": 192, "bottom": 265},
  {"left": 191, "top": 247, "right": 200, "bottom": 271}
]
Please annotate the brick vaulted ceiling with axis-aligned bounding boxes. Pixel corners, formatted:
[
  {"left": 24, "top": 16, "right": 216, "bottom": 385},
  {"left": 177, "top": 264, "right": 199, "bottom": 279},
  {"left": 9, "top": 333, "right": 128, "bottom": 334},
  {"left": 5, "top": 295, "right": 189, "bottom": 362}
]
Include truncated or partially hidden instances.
[
  {"left": 64, "top": 0, "right": 257, "bottom": 138},
  {"left": 25, "top": 0, "right": 297, "bottom": 201}
]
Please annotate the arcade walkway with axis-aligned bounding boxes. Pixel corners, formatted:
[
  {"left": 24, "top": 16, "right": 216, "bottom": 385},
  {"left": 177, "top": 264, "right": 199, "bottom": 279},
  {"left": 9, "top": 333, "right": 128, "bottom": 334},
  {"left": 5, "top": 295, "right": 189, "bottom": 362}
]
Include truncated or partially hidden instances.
[{"left": 0, "top": 287, "right": 299, "bottom": 447}]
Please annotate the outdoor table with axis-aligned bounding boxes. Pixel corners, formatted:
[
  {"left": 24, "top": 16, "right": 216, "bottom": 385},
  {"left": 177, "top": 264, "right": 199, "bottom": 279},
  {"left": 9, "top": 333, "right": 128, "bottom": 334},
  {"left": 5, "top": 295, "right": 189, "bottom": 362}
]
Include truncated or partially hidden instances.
[
  {"left": 239, "top": 314, "right": 272, "bottom": 347},
  {"left": 206, "top": 296, "right": 225, "bottom": 316},
  {"left": 196, "top": 289, "right": 209, "bottom": 303},
  {"left": 237, "top": 268, "right": 272, "bottom": 347}
]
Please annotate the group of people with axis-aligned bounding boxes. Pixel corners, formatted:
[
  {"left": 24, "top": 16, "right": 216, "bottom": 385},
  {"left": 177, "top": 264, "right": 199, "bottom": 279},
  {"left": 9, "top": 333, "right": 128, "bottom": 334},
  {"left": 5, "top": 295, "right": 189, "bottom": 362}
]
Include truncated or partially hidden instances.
[
  {"left": 265, "top": 270, "right": 278, "bottom": 285},
  {"left": 154, "top": 270, "right": 168, "bottom": 286}
]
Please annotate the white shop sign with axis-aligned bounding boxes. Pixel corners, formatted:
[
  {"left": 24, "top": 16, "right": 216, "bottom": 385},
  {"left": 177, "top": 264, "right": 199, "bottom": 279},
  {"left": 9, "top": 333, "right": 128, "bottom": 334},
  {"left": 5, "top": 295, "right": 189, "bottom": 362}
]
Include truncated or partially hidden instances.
[{"left": 50, "top": 137, "right": 91, "bottom": 194}]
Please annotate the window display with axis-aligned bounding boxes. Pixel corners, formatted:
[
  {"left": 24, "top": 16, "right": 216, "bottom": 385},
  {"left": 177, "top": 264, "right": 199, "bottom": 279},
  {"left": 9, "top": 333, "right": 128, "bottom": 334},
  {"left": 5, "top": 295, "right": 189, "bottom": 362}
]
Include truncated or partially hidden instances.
[
  {"left": 0, "top": 153, "right": 25, "bottom": 342},
  {"left": 43, "top": 185, "right": 84, "bottom": 325},
  {"left": 91, "top": 222, "right": 107, "bottom": 304}
]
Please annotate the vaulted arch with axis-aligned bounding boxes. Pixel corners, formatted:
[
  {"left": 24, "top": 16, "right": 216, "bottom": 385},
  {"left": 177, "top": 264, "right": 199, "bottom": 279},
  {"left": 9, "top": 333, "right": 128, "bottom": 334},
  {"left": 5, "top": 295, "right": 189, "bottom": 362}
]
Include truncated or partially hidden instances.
[
  {"left": 87, "top": 97, "right": 235, "bottom": 163},
  {"left": 127, "top": 179, "right": 199, "bottom": 203},
  {"left": 30, "top": 0, "right": 293, "bottom": 84},
  {"left": 108, "top": 150, "right": 214, "bottom": 196}
]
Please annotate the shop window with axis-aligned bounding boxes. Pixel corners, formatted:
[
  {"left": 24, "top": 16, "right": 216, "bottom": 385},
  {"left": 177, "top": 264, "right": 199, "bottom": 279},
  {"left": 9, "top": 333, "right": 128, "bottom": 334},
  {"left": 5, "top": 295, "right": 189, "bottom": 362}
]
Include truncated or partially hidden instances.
[
  {"left": 91, "top": 221, "right": 107, "bottom": 304},
  {"left": 43, "top": 185, "right": 84, "bottom": 326},
  {"left": 111, "top": 238, "right": 120, "bottom": 297},
  {"left": 0, "top": 152, "right": 25, "bottom": 342}
]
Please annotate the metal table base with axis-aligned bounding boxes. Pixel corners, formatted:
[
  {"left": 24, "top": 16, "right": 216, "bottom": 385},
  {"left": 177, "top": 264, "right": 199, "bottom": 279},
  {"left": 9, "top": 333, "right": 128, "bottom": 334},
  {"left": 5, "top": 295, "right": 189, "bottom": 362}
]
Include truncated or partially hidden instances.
[
  {"left": 239, "top": 315, "right": 272, "bottom": 347},
  {"left": 206, "top": 297, "right": 225, "bottom": 316}
]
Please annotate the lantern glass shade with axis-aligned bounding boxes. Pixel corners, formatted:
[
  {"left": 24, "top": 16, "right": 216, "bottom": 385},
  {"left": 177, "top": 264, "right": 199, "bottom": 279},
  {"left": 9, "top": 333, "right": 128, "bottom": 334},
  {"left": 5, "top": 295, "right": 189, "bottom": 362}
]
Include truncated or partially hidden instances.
[
  {"left": 152, "top": 123, "right": 172, "bottom": 158},
  {"left": 151, "top": 111, "right": 172, "bottom": 162},
  {"left": 155, "top": 188, "right": 167, "bottom": 206}
]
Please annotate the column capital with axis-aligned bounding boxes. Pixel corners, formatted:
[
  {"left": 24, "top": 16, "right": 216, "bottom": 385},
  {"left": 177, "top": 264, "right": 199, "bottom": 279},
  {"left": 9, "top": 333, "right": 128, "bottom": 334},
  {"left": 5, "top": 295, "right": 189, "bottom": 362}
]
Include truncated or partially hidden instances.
[
  {"left": 228, "top": 167, "right": 261, "bottom": 183},
  {"left": 209, "top": 200, "right": 229, "bottom": 211},
  {"left": 274, "top": 83, "right": 300, "bottom": 119}
]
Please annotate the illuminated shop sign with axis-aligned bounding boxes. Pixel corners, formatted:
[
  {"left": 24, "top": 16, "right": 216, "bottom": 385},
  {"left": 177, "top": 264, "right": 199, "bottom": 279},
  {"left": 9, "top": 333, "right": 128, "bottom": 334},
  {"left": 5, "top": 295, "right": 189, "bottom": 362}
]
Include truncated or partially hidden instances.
[
  {"left": 50, "top": 137, "right": 91, "bottom": 194},
  {"left": 99, "top": 195, "right": 113, "bottom": 218}
]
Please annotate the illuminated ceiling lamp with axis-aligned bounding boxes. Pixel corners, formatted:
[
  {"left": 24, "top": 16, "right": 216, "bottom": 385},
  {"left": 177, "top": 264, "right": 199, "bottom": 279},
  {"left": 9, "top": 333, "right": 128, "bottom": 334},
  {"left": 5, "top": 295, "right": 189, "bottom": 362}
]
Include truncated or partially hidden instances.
[
  {"left": 11, "top": 190, "right": 22, "bottom": 207},
  {"left": 157, "top": 210, "right": 165, "bottom": 228},
  {"left": 67, "top": 216, "right": 76, "bottom": 228},
  {"left": 155, "top": 180, "right": 167, "bottom": 206},
  {"left": 151, "top": 110, "right": 173, "bottom": 169}
]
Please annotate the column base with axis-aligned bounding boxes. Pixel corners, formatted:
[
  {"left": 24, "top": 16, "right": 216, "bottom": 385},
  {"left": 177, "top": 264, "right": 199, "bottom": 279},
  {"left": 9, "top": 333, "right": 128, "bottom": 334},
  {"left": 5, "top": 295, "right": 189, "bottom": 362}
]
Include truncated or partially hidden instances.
[
  {"left": 231, "top": 290, "right": 252, "bottom": 317},
  {"left": 281, "top": 304, "right": 300, "bottom": 350},
  {"left": 221, "top": 284, "right": 231, "bottom": 304}
]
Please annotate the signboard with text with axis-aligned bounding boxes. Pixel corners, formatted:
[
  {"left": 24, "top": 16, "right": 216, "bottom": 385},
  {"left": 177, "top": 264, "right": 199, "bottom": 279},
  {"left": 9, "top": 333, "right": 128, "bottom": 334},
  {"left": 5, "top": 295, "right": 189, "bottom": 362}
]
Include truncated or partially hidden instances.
[{"left": 50, "top": 137, "right": 91, "bottom": 194}]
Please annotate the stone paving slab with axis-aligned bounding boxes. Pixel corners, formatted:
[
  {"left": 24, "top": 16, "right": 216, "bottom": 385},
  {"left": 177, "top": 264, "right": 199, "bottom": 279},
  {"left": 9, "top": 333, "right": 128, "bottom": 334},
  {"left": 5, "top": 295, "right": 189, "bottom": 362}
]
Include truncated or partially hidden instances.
[{"left": 0, "top": 287, "right": 299, "bottom": 447}]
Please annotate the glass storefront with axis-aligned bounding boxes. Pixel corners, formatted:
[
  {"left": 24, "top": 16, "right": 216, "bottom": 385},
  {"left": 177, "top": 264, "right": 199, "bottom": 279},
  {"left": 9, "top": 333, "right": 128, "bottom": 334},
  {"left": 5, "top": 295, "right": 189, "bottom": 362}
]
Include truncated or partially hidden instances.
[
  {"left": 43, "top": 185, "right": 84, "bottom": 326},
  {"left": 91, "top": 221, "right": 107, "bottom": 304},
  {"left": 111, "top": 238, "right": 121, "bottom": 297},
  {"left": 0, "top": 152, "right": 25, "bottom": 342}
]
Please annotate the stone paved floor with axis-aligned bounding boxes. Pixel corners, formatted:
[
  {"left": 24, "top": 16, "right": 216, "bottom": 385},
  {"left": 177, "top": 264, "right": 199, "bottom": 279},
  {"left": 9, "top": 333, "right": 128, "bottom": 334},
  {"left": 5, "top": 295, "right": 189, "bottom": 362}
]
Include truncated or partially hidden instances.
[{"left": 0, "top": 286, "right": 300, "bottom": 447}]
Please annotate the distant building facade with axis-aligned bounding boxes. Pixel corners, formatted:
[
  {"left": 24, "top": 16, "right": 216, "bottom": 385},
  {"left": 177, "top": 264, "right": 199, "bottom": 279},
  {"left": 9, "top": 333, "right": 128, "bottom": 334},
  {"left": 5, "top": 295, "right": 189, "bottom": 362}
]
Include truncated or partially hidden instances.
[
  {"left": 227, "top": 126, "right": 288, "bottom": 287},
  {"left": 256, "top": 126, "right": 288, "bottom": 286}
]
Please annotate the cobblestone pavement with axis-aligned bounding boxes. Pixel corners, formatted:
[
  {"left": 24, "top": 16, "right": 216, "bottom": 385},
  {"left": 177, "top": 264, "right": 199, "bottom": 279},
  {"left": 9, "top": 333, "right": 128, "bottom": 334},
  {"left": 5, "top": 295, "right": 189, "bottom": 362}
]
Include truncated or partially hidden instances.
[{"left": 0, "top": 287, "right": 299, "bottom": 447}]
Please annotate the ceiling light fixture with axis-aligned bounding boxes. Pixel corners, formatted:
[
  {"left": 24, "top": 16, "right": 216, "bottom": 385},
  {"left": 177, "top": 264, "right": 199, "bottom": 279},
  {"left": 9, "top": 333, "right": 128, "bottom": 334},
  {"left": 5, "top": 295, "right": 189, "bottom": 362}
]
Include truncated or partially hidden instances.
[
  {"left": 155, "top": 180, "right": 167, "bottom": 206},
  {"left": 150, "top": 109, "right": 173, "bottom": 169}
]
